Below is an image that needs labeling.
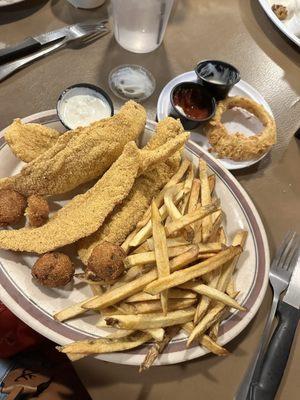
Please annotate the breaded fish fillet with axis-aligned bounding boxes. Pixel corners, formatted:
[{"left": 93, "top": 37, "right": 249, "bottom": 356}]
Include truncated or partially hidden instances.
[
  {"left": 0, "top": 101, "right": 146, "bottom": 196},
  {"left": 78, "top": 117, "right": 184, "bottom": 264},
  {"left": 4, "top": 119, "right": 60, "bottom": 162},
  {"left": 0, "top": 132, "right": 189, "bottom": 254}
]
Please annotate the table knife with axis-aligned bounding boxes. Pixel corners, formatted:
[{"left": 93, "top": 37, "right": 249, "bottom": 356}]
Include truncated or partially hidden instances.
[
  {"left": 0, "top": 22, "right": 105, "bottom": 64},
  {"left": 249, "top": 251, "right": 300, "bottom": 400}
]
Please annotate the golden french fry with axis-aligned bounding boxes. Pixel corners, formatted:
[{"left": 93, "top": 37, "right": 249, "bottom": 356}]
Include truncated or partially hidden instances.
[
  {"left": 53, "top": 296, "right": 98, "bottom": 322},
  {"left": 217, "top": 231, "right": 248, "bottom": 292},
  {"left": 207, "top": 211, "right": 223, "bottom": 243},
  {"left": 129, "top": 190, "right": 185, "bottom": 248},
  {"left": 118, "top": 298, "right": 196, "bottom": 315},
  {"left": 144, "top": 246, "right": 242, "bottom": 295},
  {"left": 199, "top": 159, "right": 213, "bottom": 242},
  {"left": 151, "top": 200, "right": 170, "bottom": 315},
  {"left": 132, "top": 241, "right": 150, "bottom": 254},
  {"left": 121, "top": 227, "right": 140, "bottom": 254},
  {"left": 219, "top": 227, "right": 227, "bottom": 245},
  {"left": 124, "top": 245, "right": 193, "bottom": 268},
  {"left": 90, "top": 284, "right": 103, "bottom": 296},
  {"left": 147, "top": 236, "right": 189, "bottom": 250},
  {"left": 75, "top": 273, "right": 116, "bottom": 287},
  {"left": 57, "top": 332, "right": 151, "bottom": 354},
  {"left": 105, "top": 307, "right": 195, "bottom": 330},
  {"left": 112, "top": 264, "right": 152, "bottom": 289},
  {"left": 82, "top": 246, "right": 199, "bottom": 310},
  {"left": 183, "top": 322, "right": 229, "bottom": 356},
  {"left": 105, "top": 329, "right": 136, "bottom": 339},
  {"left": 165, "top": 200, "right": 220, "bottom": 237},
  {"left": 226, "top": 279, "right": 236, "bottom": 298},
  {"left": 180, "top": 282, "right": 245, "bottom": 311},
  {"left": 139, "top": 325, "right": 181, "bottom": 372},
  {"left": 194, "top": 295, "right": 211, "bottom": 324},
  {"left": 187, "top": 302, "right": 225, "bottom": 346},
  {"left": 180, "top": 165, "right": 194, "bottom": 214},
  {"left": 164, "top": 188, "right": 194, "bottom": 240},
  {"left": 208, "top": 174, "right": 216, "bottom": 194},
  {"left": 126, "top": 289, "right": 196, "bottom": 303},
  {"left": 166, "top": 159, "right": 191, "bottom": 188},
  {"left": 139, "top": 160, "right": 190, "bottom": 228},
  {"left": 193, "top": 203, "right": 202, "bottom": 243},
  {"left": 197, "top": 242, "right": 225, "bottom": 254},
  {"left": 188, "top": 179, "right": 201, "bottom": 215},
  {"left": 146, "top": 328, "right": 165, "bottom": 341}
]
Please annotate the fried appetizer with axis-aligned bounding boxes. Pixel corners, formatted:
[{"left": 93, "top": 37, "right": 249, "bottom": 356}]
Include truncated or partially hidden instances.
[
  {"left": 0, "top": 101, "right": 146, "bottom": 196},
  {"left": 77, "top": 117, "right": 184, "bottom": 264},
  {"left": 32, "top": 252, "right": 74, "bottom": 287},
  {"left": 5, "top": 119, "right": 60, "bottom": 163},
  {"left": 205, "top": 96, "right": 276, "bottom": 161},
  {"left": 86, "top": 242, "right": 126, "bottom": 282},
  {"left": 26, "top": 195, "right": 49, "bottom": 227},
  {"left": 272, "top": 4, "right": 288, "bottom": 20},
  {"left": 0, "top": 133, "right": 189, "bottom": 253},
  {"left": 0, "top": 189, "right": 26, "bottom": 227}
]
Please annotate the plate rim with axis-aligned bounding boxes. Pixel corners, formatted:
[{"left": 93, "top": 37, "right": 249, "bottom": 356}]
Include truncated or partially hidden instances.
[
  {"left": 257, "top": 0, "right": 300, "bottom": 47},
  {"left": 0, "top": 110, "right": 270, "bottom": 365},
  {"left": 157, "top": 71, "right": 274, "bottom": 170}
]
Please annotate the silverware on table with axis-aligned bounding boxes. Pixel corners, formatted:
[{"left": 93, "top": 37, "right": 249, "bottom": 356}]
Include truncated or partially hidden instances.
[
  {"left": 235, "top": 231, "right": 299, "bottom": 400},
  {"left": 0, "top": 21, "right": 109, "bottom": 82},
  {"left": 0, "top": 20, "right": 108, "bottom": 64},
  {"left": 249, "top": 244, "right": 300, "bottom": 399}
]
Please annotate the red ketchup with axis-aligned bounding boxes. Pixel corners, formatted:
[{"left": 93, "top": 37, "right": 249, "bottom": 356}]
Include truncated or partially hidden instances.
[{"left": 173, "top": 87, "right": 210, "bottom": 120}]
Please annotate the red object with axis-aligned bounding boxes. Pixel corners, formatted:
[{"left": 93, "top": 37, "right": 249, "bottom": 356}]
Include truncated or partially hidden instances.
[
  {"left": 173, "top": 86, "right": 210, "bottom": 120},
  {"left": 0, "top": 302, "right": 42, "bottom": 358}
]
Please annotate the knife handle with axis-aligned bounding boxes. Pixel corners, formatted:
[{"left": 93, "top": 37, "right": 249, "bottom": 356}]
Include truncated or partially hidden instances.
[
  {"left": 249, "top": 301, "right": 299, "bottom": 400},
  {"left": 0, "top": 37, "right": 41, "bottom": 64}
]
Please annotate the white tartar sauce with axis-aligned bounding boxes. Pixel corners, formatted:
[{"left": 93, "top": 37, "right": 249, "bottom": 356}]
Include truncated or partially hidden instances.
[{"left": 60, "top": 93, "right": 111, "bottom": 129}]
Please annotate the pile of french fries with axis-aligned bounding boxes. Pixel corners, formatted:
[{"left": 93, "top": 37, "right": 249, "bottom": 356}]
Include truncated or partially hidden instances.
[{"left": 55, "top": 158, "right": 248, "bottom": 371}]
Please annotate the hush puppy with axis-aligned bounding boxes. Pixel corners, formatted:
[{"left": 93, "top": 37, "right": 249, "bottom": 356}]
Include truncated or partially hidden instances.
[
  {"left": 0, "top": 189, "right": 26, "bottom": 227},
  {"left": 86, "top": 241, "right": 125, "bottom": 282},
  {"left": 32, "top": 252, "right": 74, "bottom": 287}
]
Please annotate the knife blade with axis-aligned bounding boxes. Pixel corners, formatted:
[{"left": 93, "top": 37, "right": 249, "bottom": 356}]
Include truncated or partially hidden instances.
[
  {"left": 0, "top": 25, "right": 76, "bottom": 64},
  {"left": 249, "top": 250, "right": 300, "bottom": 400}
]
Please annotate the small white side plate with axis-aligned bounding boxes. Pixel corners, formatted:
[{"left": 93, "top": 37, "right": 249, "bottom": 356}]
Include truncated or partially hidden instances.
[{"left": 157, "top": 71, "right": 274, "bottom": 170}]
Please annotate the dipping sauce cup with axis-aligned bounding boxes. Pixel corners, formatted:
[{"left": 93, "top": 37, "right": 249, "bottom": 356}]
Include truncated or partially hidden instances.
[
  {"left": 170, "top": 82, "right": 216, "bottom": 130},
  {"left": 195, "top": 60, "right": 240, "bottom": 100},
  {"left": 57, "top": 83, "right": 114, "bottom": 130}
]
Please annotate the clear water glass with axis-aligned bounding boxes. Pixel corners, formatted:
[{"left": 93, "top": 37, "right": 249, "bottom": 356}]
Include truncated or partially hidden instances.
[{"left": 110, "top": 0, "right": 174, "bottom": 53}]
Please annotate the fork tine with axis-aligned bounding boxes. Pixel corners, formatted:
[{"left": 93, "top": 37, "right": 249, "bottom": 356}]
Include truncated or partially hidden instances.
[
  {"left": 276, "top": 232, "right": 297, "bottom": 270},
  {"left": 77, "top": 19, "right": 108, "bottom": 30},
  {"left": 284, "top": 237, "right": 300, "bottom": 271},
  {"left": 273, "top": 231, "right": 296, "bottom": 270},
  {"left": 82, "top": 30, "right": 109, "bottom": 43},
  {"left": 288, "top": 244, "right": 300, "bottom": 272}
]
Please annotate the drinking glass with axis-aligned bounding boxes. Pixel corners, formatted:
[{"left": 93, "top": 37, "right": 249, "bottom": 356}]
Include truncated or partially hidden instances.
[{"left": 110, "top": 0, "right": 174, "bottom": 53}]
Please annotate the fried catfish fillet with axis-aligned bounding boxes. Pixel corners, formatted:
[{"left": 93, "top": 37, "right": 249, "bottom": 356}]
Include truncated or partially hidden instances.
[
  {"left": 0, "top": 132, "right": 189, "bottom": 254},
  {"left": 0, "top": 101, "right": 146, "bottom": 196},
  {"left": 5, "top": 119, "right": 60, "bottom": 162},
  {"left": 78, "top": 117, "right": 184, "bottom": 264}
]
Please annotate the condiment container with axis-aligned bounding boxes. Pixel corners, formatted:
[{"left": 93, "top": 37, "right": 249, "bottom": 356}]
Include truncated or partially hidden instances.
[
  {"left": 57, "top": 83, "right": 114, "bottom": 130},
  {"left": 195, "top": 60, "right": 240, "bottom": 100},
  {"left": 66, "top": 0, "right": 106, "bottom": 9},
  {"left": 170, "top": 82, "right": 216, "bottom": 130}
]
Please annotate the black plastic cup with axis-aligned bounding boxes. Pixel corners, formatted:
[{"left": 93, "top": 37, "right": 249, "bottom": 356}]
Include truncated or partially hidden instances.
[
  {"left": 57, "top": 83, "right": 114, "bottom": 130},
  {"left": 170, "top": 82, "right": 216, "bottom": 130},
  {"left": 195, "top": 60, "right": 240, "bottom": 100}
]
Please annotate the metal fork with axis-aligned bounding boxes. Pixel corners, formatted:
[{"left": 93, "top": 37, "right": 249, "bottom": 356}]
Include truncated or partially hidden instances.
[
  {"left": 0, "top": 22, "right": 109, "bottom": 82},
  {"left": 235, "top": 231, "right": 299, "bottom": 400}
]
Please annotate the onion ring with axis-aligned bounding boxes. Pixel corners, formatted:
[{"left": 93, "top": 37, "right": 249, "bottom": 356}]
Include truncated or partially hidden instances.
[{"left": 205, "top": 96, "right": 276, "bottom": 161}]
